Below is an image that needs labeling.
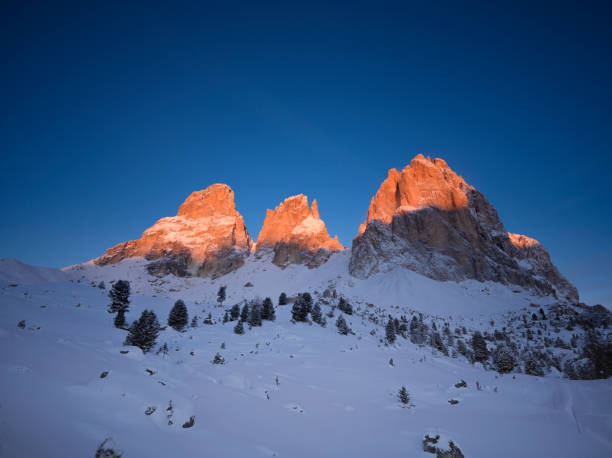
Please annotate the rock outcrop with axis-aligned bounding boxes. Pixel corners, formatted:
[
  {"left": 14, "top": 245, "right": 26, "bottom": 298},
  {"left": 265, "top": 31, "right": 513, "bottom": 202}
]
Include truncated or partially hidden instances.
[
  {"left": 95, "top": 184, "right": 252, "bottom": 278},
  {"left": 350, "top": 154, "right": 578, "bottom": 302},
  {"left": 255, "top": 195, "right": 343, "bottom": 268}
]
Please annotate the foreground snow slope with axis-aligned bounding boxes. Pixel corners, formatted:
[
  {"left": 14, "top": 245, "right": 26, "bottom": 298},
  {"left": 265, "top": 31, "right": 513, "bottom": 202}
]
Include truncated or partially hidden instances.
[
  {"left": 1, "top": 269, "right": 610, "bottom": 457},
  {"left": 67, "top": 250, "right": 558, "bottom": 317}
]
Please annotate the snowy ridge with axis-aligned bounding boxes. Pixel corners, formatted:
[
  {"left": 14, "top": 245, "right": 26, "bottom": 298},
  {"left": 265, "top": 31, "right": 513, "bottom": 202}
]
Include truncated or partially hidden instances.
[{"left": 0, "top": 258, "right": 70, "bottom": 285}]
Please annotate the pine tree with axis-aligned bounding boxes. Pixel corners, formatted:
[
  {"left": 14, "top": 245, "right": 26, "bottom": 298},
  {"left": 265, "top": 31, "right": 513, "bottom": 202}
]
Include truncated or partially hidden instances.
[
  {"left": 223, "top": 311, "right": 229, "bottom": 323},
  {"left": 234, "top": 320, "right": 244, "bottom": 335},
  {"left": 212, "top": 353, "right": 225, "bottom": 364},
  {"left": 311, "top": 303, "right": 323, "bottom": 325},
  {"left": 114, "top": 310, "right": 126, "bottom": 328},
  {"left": 471, "top": 331, "right": 489, "bottom": 363},
  {"left": 336, "top": 315, "right": 349, "bottom": 335},
  {"left": 203, "top": 313, "right": 213, "bottom": 325},
  {"left": 338, "top": 297, "right": 353, "bottom": 315},
  {"left": 230, "top": 304, "right": 240, "bottom": 321},
  {"left": 248, "top": 302, "right": 262, "bottom": 327},
  {"left": 217, "top": 286, "right": 226, "bottom": 306},
  {"left": 168, "top": 299, "right": 189, "bottom": 331},
  {"left": 291, "top": 292, "right": 313, "bottom": 322},
  {"left": 124, "top": 310, "right": 160, "bottom": 353},
  {"left": 262, "top": 297, "right": 275, "bottom": 321},
  {"left": 429, "top": 331, "right": 448, "bottom": 355},
  {"left": 386, "top": 317, "right": 396, "bottom": 344},
  {"left": 398, "top": 386, "right": 410, "bottom": 405},
  {"left": 278, "top": 292, "right": 287, "bottom": 305},
  {"left": 108, "top": 280, "right": 130, "bottom": 314},
  {"left": 240, "top": 303, "right": 250, "bottom": 322},
  {"left": 492, "top": 345, "right": 516, "bottom": 373},
  {"left": 191, "top": 315, "right": 198, "bottom": 327}
]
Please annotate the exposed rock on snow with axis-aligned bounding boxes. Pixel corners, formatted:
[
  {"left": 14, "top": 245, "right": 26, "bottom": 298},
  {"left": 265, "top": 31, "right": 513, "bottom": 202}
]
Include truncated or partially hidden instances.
[
  {"left": 94, "top": 184, "right": 252, "bottom": 278},
  {"left": 255, "top": 194, "right": 343, "bottom": 268},
  {"left": 350, "top": 155, "right": 578, "bottom": 303}
]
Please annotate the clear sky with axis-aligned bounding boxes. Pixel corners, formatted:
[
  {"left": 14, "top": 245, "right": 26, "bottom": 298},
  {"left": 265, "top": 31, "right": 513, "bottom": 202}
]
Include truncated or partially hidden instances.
[{"left": 1, "top": 2, "right": 611, "bottom": 307}]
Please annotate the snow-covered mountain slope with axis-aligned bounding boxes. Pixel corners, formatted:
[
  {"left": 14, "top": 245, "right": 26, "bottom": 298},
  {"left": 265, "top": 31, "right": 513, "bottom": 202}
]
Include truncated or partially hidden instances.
[
  {"left": 0, "top": 258, "right": 71, "bottom": 285},
  {"left": 1, "top": 272, "right": 611, "bottom": 458},
  {"left": 67, "top": 250, "right": 558, "bottom": 317}
]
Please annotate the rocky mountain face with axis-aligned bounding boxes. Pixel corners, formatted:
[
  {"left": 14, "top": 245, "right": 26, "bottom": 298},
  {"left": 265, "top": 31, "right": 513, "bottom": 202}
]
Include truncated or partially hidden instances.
[
  {"left": 95, "top": 184, "right": 252, "bottom": 279},
  {"left": 255, "top": 194, "right": 343, "bottom": 268},
  {"left": 349, "top": 154, "right": 578, "bottom": 303}
]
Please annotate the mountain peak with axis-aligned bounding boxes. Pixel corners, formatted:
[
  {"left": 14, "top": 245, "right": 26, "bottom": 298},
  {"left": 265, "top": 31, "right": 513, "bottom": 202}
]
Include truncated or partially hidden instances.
[
  {"left": 94, "top": 183, "right": 252, "bottom": 278},
  {"left": 255, "top": 194, "right": 343, "bottom": 268}
]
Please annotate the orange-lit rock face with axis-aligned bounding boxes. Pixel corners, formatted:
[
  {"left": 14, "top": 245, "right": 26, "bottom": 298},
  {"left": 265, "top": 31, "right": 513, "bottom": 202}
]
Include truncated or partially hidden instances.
[
  {"left": 256, "top": 195, "right": 343, "bottom": 267},
  {"left": 351, "top": 155, "right": 578, "bottom": 303},
  {"left": 95, "top": 184, "right": 252, "bottom": 278},
  {"left": 358, "top": 154, "right": 473, "bottom": 234}
]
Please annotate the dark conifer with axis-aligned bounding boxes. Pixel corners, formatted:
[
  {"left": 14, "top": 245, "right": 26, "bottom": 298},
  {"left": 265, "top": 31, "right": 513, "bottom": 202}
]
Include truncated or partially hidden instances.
[
  {"left": 124, "top": 310, "right": 160, "bottom": 353},
  {"left": 234, "top": 320, "right": 244, "bottom": 335},
  {"left": 262, "top": 297, "right": 276, "bottom": 321},
  {"left": 386, "top": 317, "right": 396, "bottom": 344},
  {"left": 278, "top": 292, "right": 288, "bottom": 305},
  {"left": 108, "top": 280, "right": 130, "bottom": 314},
  {"left": 217, "top": 286, "right": 226, "bottom": 306},
  {"left": 168, "top": 299, "right": 189, "bottom": 331},
  {"left": 336, "top": 315, "right": 349, "bottom": 335}
]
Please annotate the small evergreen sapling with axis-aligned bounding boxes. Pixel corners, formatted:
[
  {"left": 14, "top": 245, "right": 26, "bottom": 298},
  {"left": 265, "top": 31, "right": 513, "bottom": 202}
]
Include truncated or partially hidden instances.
[
  {"left": 278, "top": 292, "right": 288, "bottom": 305},
  {"left": 386, "top": 317, "right": 396, "bottom": 344},
  {"left": 217, "top": 286, "right": 226, "bottom": 307},
  {"left": 398, "top": 386, "right": 410, "bottom": 405},
  {"left": 338, "top": 297, "right": 353, "bottom": 315},
  {"left": 168, "top": 299, "right": 189, "bottom": 331},
  {"left": 311, "top": 303, "right": 323, "bottom": 325},
  {"left": 234, "top": 320, "right": 244, "bottom": 335},
  {"left": 230, "top": 304, "right": 240, "bottom": 321},
  {"left": 336, "top": 315, "right": 349, "bottom": 335},
  {"left": 240, "top": 303, "right": 250, "bottom": 322}
]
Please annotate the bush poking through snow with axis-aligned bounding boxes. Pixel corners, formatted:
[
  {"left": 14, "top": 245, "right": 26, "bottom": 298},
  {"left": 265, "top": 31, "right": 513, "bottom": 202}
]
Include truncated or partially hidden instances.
[
  {"left": 212, "top": 353, "right": 225, "bottom": 364},
  {"left": 95, "top": 437, "right": 122, "bottom": 458},
  {"left": 168, "top": 300, "right": 189, "bottom": 331}
]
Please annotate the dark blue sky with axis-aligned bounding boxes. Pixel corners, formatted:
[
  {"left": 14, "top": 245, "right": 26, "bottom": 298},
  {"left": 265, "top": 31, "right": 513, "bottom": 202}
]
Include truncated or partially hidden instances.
[{"left": 1, "top": 1, "right": 611, "bottom": 306}]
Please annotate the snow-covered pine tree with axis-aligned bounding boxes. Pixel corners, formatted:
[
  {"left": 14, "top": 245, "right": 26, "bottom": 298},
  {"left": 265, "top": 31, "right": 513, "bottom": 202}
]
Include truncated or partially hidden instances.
[
  {"left": 492, "top": 345, "right": 516, "bottom": 373},
  {"left": 108, "top": 280, "right": 130, "bottom": 314},
  {"left": 240, "top": 303, "right": 249, "bottom": 322},
  {"left": 398, "top": 386, "right": 410, "bottom": 405},
  {"left": 234, "top": 320, "right": 244, "bottom": 335},
  {"left": 114, "top": 310, "right": 126, "bottom": 328},
  {"left": 338, "top": 297, "right": 353, "bottom": 315},
  {"left": 262, "top": 297, "right": 275, "bottom": 321},
  {"left": 336, "top": 315, "right": 349, "bottom": 335},
  {"left": 203, "top": 313, "right": 213, "bottom": 325},
  {"left": 124, "top": 310, "right": 160, "bottom": 353},
  {"left": 168, "top": 299, "right": 189, "bottom": 331},
  {"left": 230, "top": 304, "right": 240, "bottom": 321},
  {"left": 217, "top": 286, "right": 226, "bottom": 306},
  {"left": 278, "top": 292, "right": 287, "bottom": 305},
  {"left": 248, "top": 302, "right": 262, "bottom": 327},
  {"left": 471, "top": 331, "right": 489, "bottom": 363},
  {"left": 386, "top": 317, "right": 396, "bottom": 344},
  {"left": 429, "top": 331, "right": 448, "bottom": 355},
  {"left": 311, "top": 303, "right": 323, "bottom": 325},
  {"left": 191, "top": 315, "right": 198, "bottom": 327}
]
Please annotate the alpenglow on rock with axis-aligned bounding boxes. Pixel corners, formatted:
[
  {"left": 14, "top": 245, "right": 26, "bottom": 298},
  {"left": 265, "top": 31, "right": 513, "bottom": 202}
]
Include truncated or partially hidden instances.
[
  {"left": 95, "top": 184, "right": 252, "bottom": 278},
  {"left": 349, "top": 154, "right": 578, "bottom": 302},
  {"left": 255, "top": 194, "right": 343, "bottom": 268}
]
